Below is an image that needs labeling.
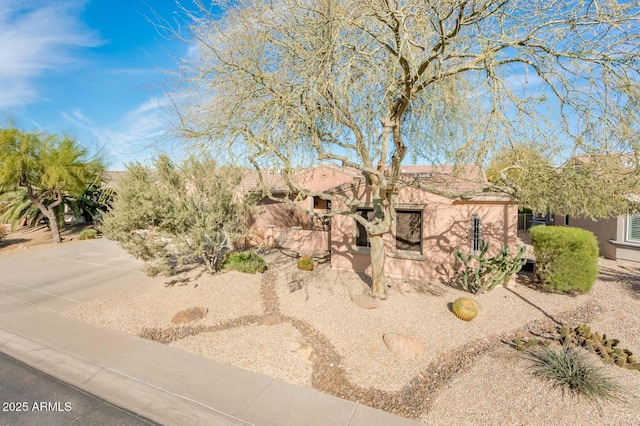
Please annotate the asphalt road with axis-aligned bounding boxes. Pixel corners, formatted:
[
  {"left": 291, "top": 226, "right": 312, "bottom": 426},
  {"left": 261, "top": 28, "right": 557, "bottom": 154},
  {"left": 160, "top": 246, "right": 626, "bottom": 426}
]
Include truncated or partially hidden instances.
[{"left": 0, "top": 351, "right": 160, "bottom": 426}]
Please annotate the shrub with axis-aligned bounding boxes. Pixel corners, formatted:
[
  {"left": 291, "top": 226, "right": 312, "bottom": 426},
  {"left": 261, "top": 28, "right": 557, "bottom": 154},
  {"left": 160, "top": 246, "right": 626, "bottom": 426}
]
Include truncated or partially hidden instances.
[
  {"left": 531, "top": 226, "right": 598, "bottom": 293},
  {"left": 99, "top": 154, "right": 254, "bottom": 275},
  {"left": 526, "top": 346, "right": 626, "bottom": 404},
  {"left": 0, "top": 226, "right": 7, "bottom": 243},
  {"left": 297, "top": 255, "right": 314, "bottom": 271},
  {"left": 221, "top": 251, "right": 267, "bottom": 274},
  {"left": 77, "top": 229, "right": 97, "bottom": 240},
  {"left": 144, "top": 262, "right": 173, "bottom": 277}
]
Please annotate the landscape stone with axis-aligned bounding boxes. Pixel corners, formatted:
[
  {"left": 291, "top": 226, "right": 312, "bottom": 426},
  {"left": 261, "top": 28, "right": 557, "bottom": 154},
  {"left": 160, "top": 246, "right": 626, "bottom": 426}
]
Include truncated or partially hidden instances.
[
  {"left": 288, "top": 280, "right": 302, "bottom": 293},
  {"left": 171, "top": 306, "right": 208, "bottom": 324},
  {"left": 287, "top": 341, "right": 312, "bottom": 360},
  {"left": 287, "top": 341, "right": 302, "bottom": 352},
  {"left": 382, "top": 333, "right": 424, "bottom": 359},
  {"left": 352, "top": 294, "right": 380, "bottom": 309},
  {"left": 297, "top": 346, "right": 313, "bottom": 361}
]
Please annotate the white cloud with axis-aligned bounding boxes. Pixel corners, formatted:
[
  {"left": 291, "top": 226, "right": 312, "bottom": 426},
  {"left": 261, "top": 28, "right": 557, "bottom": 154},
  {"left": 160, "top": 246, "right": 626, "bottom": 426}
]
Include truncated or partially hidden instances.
[
  {"left": 0, "top": 0, "right": 103, "bottom": 107},
  {"left": 62, "top": 95, "right": 178, "bottom": 169}
]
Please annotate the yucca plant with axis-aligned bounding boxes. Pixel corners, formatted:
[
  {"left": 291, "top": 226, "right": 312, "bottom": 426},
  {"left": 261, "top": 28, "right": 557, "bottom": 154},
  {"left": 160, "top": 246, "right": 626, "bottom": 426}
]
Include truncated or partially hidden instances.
[{"left": 526, "top": 346, "right": 627, "bottom": 405}]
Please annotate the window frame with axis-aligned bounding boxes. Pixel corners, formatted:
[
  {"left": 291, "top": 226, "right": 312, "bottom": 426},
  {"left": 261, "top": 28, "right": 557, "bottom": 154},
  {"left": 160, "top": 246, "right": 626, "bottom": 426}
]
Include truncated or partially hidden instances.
[
  {"left": 394, "top": 210, "right": 423, "bottom": 254},
  {"left": 354, "top": 208, "right": 374, "bottom": 249},
  {"left": 627, "top": 213, "right": 640, "bottom": 242},
  {"left": 471, "top": 215, "right": 483, "bottom": 253}
]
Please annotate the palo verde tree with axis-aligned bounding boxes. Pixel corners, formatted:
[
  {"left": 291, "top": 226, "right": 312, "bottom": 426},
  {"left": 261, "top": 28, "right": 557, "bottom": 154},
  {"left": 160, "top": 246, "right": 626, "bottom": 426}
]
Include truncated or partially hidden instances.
[
  {"left": 0, "top": 125, "right": 103, "bottom": 244},
  {"left": 168, "top": 0, "right": 640, "bottom": 296}
]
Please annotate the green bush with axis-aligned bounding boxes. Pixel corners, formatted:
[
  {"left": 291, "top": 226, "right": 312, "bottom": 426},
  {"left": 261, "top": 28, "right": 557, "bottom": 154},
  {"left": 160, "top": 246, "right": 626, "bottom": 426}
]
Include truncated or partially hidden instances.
[
  {"left": 531, "top": 226, "right": 598, "bottom": 293},
  {"left": 221, "top": 251, "right": 267, "bottom": 274},
  {"left": 99, "top": 155, "right": 254, "bottom": 275},
  {"left": 526, "top": 347, "right": 626, "bottom": 404},
  {"left": 297, "top": 255, "right": 314, "bottom": 271},
  {"left": 77, "top": 229, "right": 98, "bottom": 240}
]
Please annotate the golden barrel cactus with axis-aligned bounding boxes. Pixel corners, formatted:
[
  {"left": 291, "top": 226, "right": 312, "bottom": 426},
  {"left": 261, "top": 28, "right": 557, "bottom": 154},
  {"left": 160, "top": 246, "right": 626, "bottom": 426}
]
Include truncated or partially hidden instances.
[{"left": 452, "top": 297, "right": 479, "bottom": 321}]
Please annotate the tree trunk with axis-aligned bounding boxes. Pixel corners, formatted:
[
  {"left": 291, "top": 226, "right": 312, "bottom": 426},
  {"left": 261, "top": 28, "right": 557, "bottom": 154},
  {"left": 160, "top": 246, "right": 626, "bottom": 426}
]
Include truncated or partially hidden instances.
[
  {"left": 46, "top": 209, "right": 63, "bottom": 244},
  {"left": 370, "top": 234, "right": 386, "bottom": 298}
]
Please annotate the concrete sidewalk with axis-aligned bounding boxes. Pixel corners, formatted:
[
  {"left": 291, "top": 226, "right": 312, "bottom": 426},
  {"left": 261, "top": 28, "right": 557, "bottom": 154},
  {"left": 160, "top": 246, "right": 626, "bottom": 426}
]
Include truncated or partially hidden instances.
[{"left": 0, "top": 239, "right": 422, "bottom": 425}]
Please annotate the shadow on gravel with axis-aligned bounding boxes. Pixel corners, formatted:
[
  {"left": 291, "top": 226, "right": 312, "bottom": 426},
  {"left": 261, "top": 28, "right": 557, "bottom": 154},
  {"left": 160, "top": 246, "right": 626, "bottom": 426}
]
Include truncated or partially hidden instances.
[
  {"left": 598, "top": 263, "right": 640, "bottom": 299},
  {"left": 0, "top": 238, "right": 29, "bottom": 249}
]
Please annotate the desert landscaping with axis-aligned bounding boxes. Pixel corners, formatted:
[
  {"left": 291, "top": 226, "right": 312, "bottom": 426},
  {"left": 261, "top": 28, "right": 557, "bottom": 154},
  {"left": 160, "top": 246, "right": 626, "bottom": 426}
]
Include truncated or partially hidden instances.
[{"left": 1, "top": 226, "right": 639, "bottom": 424}]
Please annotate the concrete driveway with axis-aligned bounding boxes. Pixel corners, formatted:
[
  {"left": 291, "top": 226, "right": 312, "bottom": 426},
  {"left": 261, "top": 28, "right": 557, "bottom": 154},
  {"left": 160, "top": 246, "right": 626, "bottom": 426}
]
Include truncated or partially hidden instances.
[{"left": 0, "top": 238, "right": 146, "bottom": 314}]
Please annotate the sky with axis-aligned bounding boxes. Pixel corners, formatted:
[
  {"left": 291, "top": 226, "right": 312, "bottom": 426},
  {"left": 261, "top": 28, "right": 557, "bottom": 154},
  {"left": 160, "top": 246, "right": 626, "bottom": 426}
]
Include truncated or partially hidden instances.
[{"left": 0, "top": 0, "right": 194, "bottom": 170}]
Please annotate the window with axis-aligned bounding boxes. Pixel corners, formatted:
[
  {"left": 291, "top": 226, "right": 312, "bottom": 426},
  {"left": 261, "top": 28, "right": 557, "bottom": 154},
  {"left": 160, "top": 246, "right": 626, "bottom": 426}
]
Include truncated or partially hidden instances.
[
  {"left": 628, "top": 214, "right": 640, "bottom": 242},
  {"left": 395, "top": 211, "right": 422, "bottom": 253},
  {"left": 355, "top": 209, "right": 374, "bottom": 248},
  {"left": 471, "top": 216, "right": 482, "bottom": 252}
]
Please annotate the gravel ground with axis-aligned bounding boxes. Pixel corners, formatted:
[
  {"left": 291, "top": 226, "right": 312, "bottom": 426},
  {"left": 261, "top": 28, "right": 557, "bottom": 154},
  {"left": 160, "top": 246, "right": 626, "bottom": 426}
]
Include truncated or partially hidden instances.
[
  {"left": 59, "top": 242, "right": 640, "bottom": 424},
  {"left": 170, "top": 322, "right": 314, "bottom": 387},
  {"left": 65, "top": 267, "right": 263, "bottom": 335}
]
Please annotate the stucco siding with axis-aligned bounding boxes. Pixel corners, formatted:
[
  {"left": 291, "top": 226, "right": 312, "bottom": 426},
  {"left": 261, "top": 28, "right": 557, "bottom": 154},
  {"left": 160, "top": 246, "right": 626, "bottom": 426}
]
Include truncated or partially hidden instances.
[{"left": 329, "top": 185, "right": 517, "bottom": 283}]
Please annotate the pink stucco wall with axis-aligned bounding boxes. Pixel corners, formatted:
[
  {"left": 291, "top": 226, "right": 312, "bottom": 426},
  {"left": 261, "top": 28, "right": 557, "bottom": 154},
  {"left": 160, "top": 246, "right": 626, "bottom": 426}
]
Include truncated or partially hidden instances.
[{"left": 329, "top": 185, "right": 517, "bottom": 284}]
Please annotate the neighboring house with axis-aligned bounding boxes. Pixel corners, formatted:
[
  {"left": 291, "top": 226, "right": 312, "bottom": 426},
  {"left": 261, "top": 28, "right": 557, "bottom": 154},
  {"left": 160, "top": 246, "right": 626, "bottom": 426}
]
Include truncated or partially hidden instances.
[
  {"left": 551, "top": 154, "right": 640, "bottom": 263},
  {"left": 552, "top": 208, "right": 640, "bottom": 262},
  {"left": 247, "top": 164, "right": 518, "bottom": 283}
]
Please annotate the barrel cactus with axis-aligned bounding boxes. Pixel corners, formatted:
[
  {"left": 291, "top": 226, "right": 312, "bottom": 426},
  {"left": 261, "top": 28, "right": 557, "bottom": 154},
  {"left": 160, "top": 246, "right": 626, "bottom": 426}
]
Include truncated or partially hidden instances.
[
  {"left": 452, "top": 297, "right": 479, "bottom": 321},
  {"left": 297, "top": 255, "right": 314, "bottom": 271}
]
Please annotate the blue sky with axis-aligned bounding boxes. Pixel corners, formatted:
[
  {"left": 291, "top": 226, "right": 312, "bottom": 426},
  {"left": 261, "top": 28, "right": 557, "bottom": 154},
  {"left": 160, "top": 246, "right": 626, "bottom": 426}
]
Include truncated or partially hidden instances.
[{"left": 0, "top": 0, "right": 191, "bottom": 170}]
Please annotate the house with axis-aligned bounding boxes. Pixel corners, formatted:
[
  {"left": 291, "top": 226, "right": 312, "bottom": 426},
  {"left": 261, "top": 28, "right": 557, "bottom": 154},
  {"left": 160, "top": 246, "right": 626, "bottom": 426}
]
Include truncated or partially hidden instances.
[
  {"left": 247, "top": 164, "right": 518, "bottom": 283},
  {"left": 244, "top": 164, "right": 360, "bottom": 252}
]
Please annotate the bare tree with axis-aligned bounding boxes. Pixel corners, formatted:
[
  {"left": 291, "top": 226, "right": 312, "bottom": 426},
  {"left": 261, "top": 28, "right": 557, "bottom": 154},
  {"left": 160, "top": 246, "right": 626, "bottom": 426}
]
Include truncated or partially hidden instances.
[{"left": 165, "top": 0, "right": 640, "bottom": 296}]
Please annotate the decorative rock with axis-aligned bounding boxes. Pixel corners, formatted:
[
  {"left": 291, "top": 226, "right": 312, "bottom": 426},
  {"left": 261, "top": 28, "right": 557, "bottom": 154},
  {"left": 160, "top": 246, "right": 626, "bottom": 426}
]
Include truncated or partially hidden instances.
[
  {"left": 288, "top": 280, "right": 302, "bottom": 293},
  {"left": 287, "top": 341, "right": 312, "bottom": 360},
  {"left": 297, "top": 345, "right": 313, "bottom": 361},
  {"left": 171, "top": 306, "right": 208, "bottom": 324},
  {"left": 352, "top": 294, "right": 380, "bottom": 309},
  {"left": 382, "top": 333, "right": 424, "bottom": 359},
  {"left": 259, "top": 313, "right": 282, "bottom": 326},
  {"left": 287, "top": 341, "right": 302, "bottom": 352}
]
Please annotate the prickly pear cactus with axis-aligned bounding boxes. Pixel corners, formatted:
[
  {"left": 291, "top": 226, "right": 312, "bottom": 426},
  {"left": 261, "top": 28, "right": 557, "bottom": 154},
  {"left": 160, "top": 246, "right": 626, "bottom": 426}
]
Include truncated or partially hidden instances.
[
  {"left": 451, "top": 297, "right": 479, "bottom": 321},
  {"left": 513, "top": 323, "right": 640, "bottom": 371}
]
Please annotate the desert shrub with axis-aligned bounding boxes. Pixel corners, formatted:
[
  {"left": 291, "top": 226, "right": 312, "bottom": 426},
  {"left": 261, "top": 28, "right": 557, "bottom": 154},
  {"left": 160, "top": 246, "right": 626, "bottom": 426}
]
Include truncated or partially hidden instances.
[
  {"left": 453, "top": 241, "right": 526, "bottom": 294},
  {"left": 531, "top": 226, "right": 598, "bottom": 293},
  {"left": 221, "top": 251, "right": 267, "bottom": 274},
  {"left": 526, "top": 346, "right": 626, "bottom": 404},
  {"left": 100, "top": 154, "right": 254, "bottom": 275},
  {"left": 77, "top": 229, "right": 97, "bottom": 240},
  {"left": 297, "top": 255, "right": 314, "bottom": 271},
  {"left": 144, "top": 262, "right": 173, "bottom": 277}
]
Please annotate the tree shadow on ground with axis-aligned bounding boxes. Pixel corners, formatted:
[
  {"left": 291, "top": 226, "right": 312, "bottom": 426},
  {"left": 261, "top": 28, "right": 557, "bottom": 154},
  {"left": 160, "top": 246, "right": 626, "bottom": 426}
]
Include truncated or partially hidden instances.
[
  {"left": 164, "top": 264, "right": 204, "bottom": 287},
  {"left": 504, "top": 286, "right": 562, "bottom": 325},
  {"left": 598, "top": 262, "right": 640, "bottom": 299},
  {"left": 0, "top": 238, "right": 29, "bottom": 249}
]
